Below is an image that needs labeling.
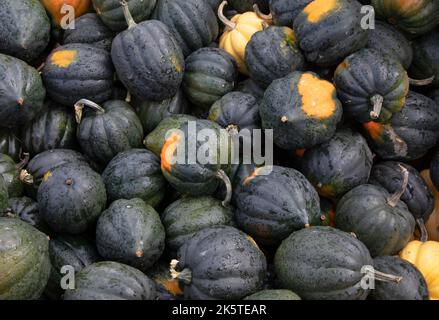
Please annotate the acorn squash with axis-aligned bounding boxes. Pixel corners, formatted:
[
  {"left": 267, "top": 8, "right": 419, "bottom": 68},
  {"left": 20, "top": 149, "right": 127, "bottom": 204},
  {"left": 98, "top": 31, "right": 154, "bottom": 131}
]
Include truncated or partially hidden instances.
[
  {"left": 146, "top": 260, "right": 183, "bottom": 299},
  {"left": 265, "top": 0, "right": 312, "bottom": 26},
  {"left": 410, "top": 30, "right": 439, "bottom": 88},
  {"left": 5, "top": 197, "right": 48, "bottom": 233},
  {"left": 42, "top": 0, "right": 91, "bottom": 26},
  {"left": 0, "top": 153, "right": 28, "bottom": 197},
  {"left": 0, "top": 129, "right": 22, "bottom": 162}
]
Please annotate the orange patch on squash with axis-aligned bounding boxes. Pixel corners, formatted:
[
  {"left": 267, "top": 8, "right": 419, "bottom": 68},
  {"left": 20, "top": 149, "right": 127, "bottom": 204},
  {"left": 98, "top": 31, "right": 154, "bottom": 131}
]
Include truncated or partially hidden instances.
[
  {"left": 170, "top": 55, "right": 182, "bottom": 73},
  {"left": 42, "top": 171, "right": 53, "bottom": 182},
  {"left": 295, "top": 149, "right": 306, "bottom": 157},
  {"left": 243, "top": 167, "right": 265, "bottom": 186},
  {"left": 318, "top": 184, "right": 336, "bottom": 198},
  {"left": 304, "top": 0, "right": 339, "bottom": 23},
  {"left": 160, "top": 132, "right": 181, "bottom": 173},
  {"left": 363, "top": 121, "right": 383, "bottom": 141},
  {"left": 51, "top": 50, "right": 77, "bottom": 68},
  {"left": 41, "top": 0, "right": 91, "bottom": 26},
  {"left": 157, "top": 278, "right": 183, "bottom": 296}
]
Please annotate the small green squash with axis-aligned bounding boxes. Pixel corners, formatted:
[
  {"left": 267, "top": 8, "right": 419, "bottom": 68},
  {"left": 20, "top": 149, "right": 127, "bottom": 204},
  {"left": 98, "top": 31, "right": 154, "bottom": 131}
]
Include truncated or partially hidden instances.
[
  {"left": 96, "top": 198, "right": 165, "bottom": 272},
  {"left": 244, "top": 289, "right": 301, "bottom": 300},
  {"left": 0, "top": 153, "right": 28, "bottom": 197},
  {"left": 0, "top": 218, "right": 50, "bottom": 300},
  {"left": 0, "top": 176, "right": 8, "bottom": 213},
  {"left": 410, "top": 30, "right": 439, "bottom": 88},
  {"left": 5, "top": 197, "right": 48, "bottom": 233},
  {"left": 268, "top": 0, "right": 312, "bottom": 26},
  {"left": 0, "top": 129, "right": 22, "bottom": 162}
]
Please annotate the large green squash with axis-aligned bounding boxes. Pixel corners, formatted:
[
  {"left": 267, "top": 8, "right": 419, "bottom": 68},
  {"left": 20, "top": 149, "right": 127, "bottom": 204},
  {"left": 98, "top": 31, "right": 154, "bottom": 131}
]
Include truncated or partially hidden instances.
[
  {"left": 268, "top": 0, "right": 312, "bottom": 26},
  {"left": 111, "top": 3, "right": 184, "bottom": 102},
  {"left": 0, "top": 0, "right": 50, "bottom": 63},
  {"left": 274, "top": 226, "right": 402, "bottom": 300},
  {"left": 171, "top": 226, "right": 267, "bottom": 299},
  {"left": 63, "top": 261, "right": 157, "bottom": 300},
  {"left": 102, "top": 149, "right": 166, "bottom": 206},
  {"left": 0, "top": 54, "right": 46, "bottom": 128},
  {"left": 6, "top": 197, "right": 48, "bottom": 233},
  {"left": 0, "top": 153, "right": 28, "bottom": 197},
  {"left": 244, "top": 289, "right": 301, "bottom": 300},
  {"left": 37, "top": 163, "right": 107, "bottom": 234},
  {"left": 0, "top": 176, "right": 8, "bottom": 213},
  {"left": 245, "top": 26, "right": 305, "bottom": 88},
  {"left": 0, "top": 218, "right": 50, "bottom": 300},
  {"left": 42, "top": 44, "right": 115, "bottom": 106},
  {"left": 301, "top": 129, "right": 373, "bottom": 199},
  {"left": 235, "top": 166, "right": 321, "bottom": 246},
  {"left": 410, "top": 30, "right": 439, "bottom": 88},
  {"left": 162, "top": 196, "right": 235, "bottom": 253},
  {"left": 334, "top": 48, "right": 409, "bottom": 123},
  {"left": 75, "top": 99, "right": 143, "bottom": 165},
  {"left": 96, "top": 198, "right": 165, "bottom": 272},
  {"left": 0, "top": 129, "right": 22, "bottom": 162}
]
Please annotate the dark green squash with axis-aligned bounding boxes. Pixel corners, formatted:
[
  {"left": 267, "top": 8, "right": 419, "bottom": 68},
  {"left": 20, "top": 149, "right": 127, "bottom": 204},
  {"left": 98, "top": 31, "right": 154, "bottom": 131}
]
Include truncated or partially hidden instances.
[
  {"left": 409, "top": 30, "right": 439, "bottom": 88},
  {"left": 0, "top": 218, "right": 50, "bottom": 300},
  {"left": 370, "top": 256, "right": 429, "bottom": 300},
  {"left": 63, "top": 13, "right": 115, "bottom": 51},
  {"left": 75, "top": 99, "right": 143, "bottom": 165},
  {"left": 301, "top": 129, "right": 373, "bottom": 199},
  {"left": 0, "top": 53, "right": 46, "bottom": 128},
  {"left": 182, "top": 47, "right": 238, "bottom": 115},
  {"left": 0, "top": 0, "right": 50, "bottom": 63},
  {"left": 261, "top": 71, "right": 343, "bottom": 150},
  {"left": 245, "top": 26, "right": 305, "bottom": 88},
  {"left": 235, "top": 166, "right": 321, "bottom": 246},
  {"left": 146, "top": 260, "right": 183, "bottom": 299},
  {"left": 102, "top": 149, "right": 167, "bottom": 206},
  {"left": 22, "top": 102, "right": 77, "bottom": 157},
  {"left": 0, "top": 176, "right": 8, "bottom": 213},
  {"left": 96, "top": 198, "right": 165, "bottom": 272},
  {"left": 363, "top": 91, "right": 439, "bottom": 161},
  {"left": 63, "top": 261, "right": 157, "bottom": 300},
  {"left": 5, "top": 197, "right": 48, "bottom": 233},
  {"left": 42, "top": 43, "right": 115, "bottom": 106},
  {"left": 171, "top": 226, "right": 267, "bottom": 299},
  {"left": 244, "top": 289, "right": 301, "bottom": 300},
  {"left": 162, "top": 196, "right": 235, "bottom": 253},
  {"left": 293, "top": 0, "right": 368, "bottom": 67},
  {"left": 236, "top": 78, "right": 265, "bottom": 101},
  {"left": 92, "top": 0, "right": 157, "bottom": 31},
  {"left": 0, "top": 129, "right": 22, "bottom": 162},
  {"left": 268, "top": 0, "right": 312, "bottom": 26},
  {"left": 0, "top": 153, "right": 28, "bottom": 197},
  {"left": 37, "top": 163, "right": 107, "bottom": 234},
  {"left": 111, "top": 3, "right": 184, "bottom": 102},
  {"left": 274, "top": 226, "right": 402, "bottom": 300},
  {"left": 334, "top": 48, "right": 409, "bottom": 123}
]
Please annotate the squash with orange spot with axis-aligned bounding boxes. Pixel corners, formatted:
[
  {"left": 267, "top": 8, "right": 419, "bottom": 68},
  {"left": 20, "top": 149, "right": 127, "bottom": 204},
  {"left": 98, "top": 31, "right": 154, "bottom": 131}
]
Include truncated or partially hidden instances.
[
  {"left": 42, "top": 0, "right": 91, "bottom": 26},
  {"left": 146, "top": 261, "right": 183, "bottom": 299}
]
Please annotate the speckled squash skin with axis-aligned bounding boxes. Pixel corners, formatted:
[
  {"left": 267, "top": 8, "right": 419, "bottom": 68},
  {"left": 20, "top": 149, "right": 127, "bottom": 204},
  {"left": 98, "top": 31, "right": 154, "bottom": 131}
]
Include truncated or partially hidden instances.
[
  {"left": 76, "top": 100, "right": 143, "bottom": 165},
  {"left": 301, "top": 129, "right": 373, "bottom": 199},
  {"left": 6, "top": 197, "right": 48, "bottom": 233},
  {"left": 0, "top": 176, "right": 8, "bottom": 213},
  {"left": 102, "top": 149, "right": 166, "bottom": 206},
  {"left": 162, "top": 196, "right": 235, "bottom": 252},
  {"left": 63, "top": 13, "right": 115, "bottom": 51},
  {"left": 293, "top": 0, "right": 368, "bottom": 67},
  {"left": 260, "top": 71, "right": 343, "bottom": 150},
  {"left": 370, "top": 256, "right": 429, "bottom": 300},
  {"left": 175, "top": 226, "right": 267, "bottom": 300},
  {"left": 410, "top": 30, "right": 439, "bottom": 88},
  {"left": 0, "top": 218, "right": 50, "bottom": 300},
  {"left": 37, "top": 163, "right": 107, "bottom": 234},
  {"left": 63, "top": 261, "right": 157, "bottom": 300},
  {"left": 0, "top": 154, "right": 25, "bottom": 197},
  {"left": 367, "top": 21, "right": 413, "bottom": 69},
  {"left": 42, "top": 44, "right": 115, "bottom": 106},
  {"left": 244, "top": 289, "right": 301, "bottom": 300},
  {"left": 182, "top": 47, "right": 238, "bottom": 115},
  {"left": 363, "top": 91, "right": 439, "bottom": 161},
  {"left": 236, "top": 79, "right": 265, "bottom": 100},
  {"left": 245, "top": 26, "right": 305, "bottom": 88},
  {"left": 234, "top": 166, "right": 321, "bottom": 246},
  {"left": 96, "top": 198, "right": 165, "bottom": 272},
  {"left": 0, "top": 54, "right": 46, "bottom": 128},
  {"left": 0, "top": 0, "right": 50, "bottom": 63},
  {"left": 334, "top": 48, "right": 409, "bottom": 123},
  {"left": 112, "top": 20, "right": 184, "bottom": 102},
  {"left": 269, "top": 0, "right": 312, "bottom": 26},
  {"left": 0, "top": 129, "right": 22, "bottom": 162},
  {"left": 92, "top": 0, "right": 157, "bottom": 31}
]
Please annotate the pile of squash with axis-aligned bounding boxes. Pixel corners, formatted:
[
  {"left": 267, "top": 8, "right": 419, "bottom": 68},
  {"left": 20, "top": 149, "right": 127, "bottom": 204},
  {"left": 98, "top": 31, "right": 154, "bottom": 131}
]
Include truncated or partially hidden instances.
[{"left": 1, "top": 0, "right": 439, "bottom": 301}]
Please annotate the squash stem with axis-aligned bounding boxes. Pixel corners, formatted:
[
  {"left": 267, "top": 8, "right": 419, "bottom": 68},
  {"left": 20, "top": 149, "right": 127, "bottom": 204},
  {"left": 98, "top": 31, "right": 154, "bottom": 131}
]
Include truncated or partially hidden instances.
[
  {"left": 253, "top": 4, "right": 273, "bottom": 22},
  {"left": 218, "top": 1, "right": 236, "bottom": 30},
  {"left": 74, "top": 99, "right": 106, "bottom": 124},
  {"left": 416, "top": 218, "right": 429, "bottom": 242},
  {"left": 120, "top": 0, "right": 137, "bottom": 29},
  {"left": 170, "top": 259, "right": 192, "bottom": 285},
  {"left": 387, "top": 164, "right": 409, "bottom": 207},
  {"left": 370, "top": 94, "right": 384, "bottom": 120},
  {"left": 19, "top": 169, "right": 34, "bottom": 185},
  {"left": 16, "top": 152, "right": 29, "bottom": 171},
  {"left": 217, "top": 169, "right": 232, "bottom": 207},
  {"left": 226, "top": 124, "right": 239, "bottom": 135},
  {"left": 365, "top": 266, "right": 402, "bottom": 283},
  {"left": 409, "top": 76, "right": 435, "bottom": 86}
]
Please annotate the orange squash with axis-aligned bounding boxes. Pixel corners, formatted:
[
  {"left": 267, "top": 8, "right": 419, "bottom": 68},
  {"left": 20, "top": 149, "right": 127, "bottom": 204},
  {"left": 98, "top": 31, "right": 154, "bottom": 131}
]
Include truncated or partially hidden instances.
[
  {"left": 41, "top": 0, "right": 91, "bottom": 26},
  {"left": 420, "top": 170, "right": 439, "bottom": 241}
]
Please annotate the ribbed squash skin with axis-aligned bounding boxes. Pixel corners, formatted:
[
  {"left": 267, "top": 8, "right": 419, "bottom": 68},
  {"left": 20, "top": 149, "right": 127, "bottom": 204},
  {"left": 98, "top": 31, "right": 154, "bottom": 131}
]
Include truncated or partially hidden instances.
[
  {"left": 42, "top": 44, "right": 115, "bottom": 106},
  {"left": 63, "top": 261, "right": 157, "bottom": 300},
  {"left": 244, "top": 289, "right": 301, "bottom": 300},
  {"left": 162, "top": 196, "right": 235, "bottom": 252},
  {"left": 0, "top": 154, "right": 24, "bottom": 197},
  {"left": 22, "top": 103, "right": 77, "bottom": 156},
  {"left": 370, "top": 256, "right": 429, "bottom": 300},
  {"left": 275, "top": 226, "right": 373, "bottom": 300},
  {"left": 410, "top": 30, "right": 439, "bottom": 88},
  {"left": 0, "top": 129, "right": 21, "bottom": 162},
  {"left": 37, "top": 163, "right": 107, "bottom": 234},
  {"left": 176, "top": 226, "right": 267, "bottom": 299},
  {"left": 0, "top": 218, "right": 50, "bottom": 300},
  {"left": 76, "top": 100, "right": 143, "bottom": 165},
  {"left": 63, "top": 13, "right": 115, "bottom": 51},
  {"left": 236, "top": 79, "right": 265, "bottom": 100},
  {"left": 293, "top": 0, "right": 368, "bottom": 67},
  {"left": 0, "top": 176, "right": 8, "bottom": 213},
  {"left": 0, "top": 54, "right": 46, "bottom": 128},
  {"left": 301, "top": 129, "right": 373, "bottom": 199},
  {"left": 334, "top": 48, "right": 409, "bottom": 123},
  {"left": 152, "top": 0, "right": 219, "bottom": 57},
  {"left": 102, "top": 149, "right": 166, "bottom": 206},
  {"left": 363, "top": 91, "right": 439, "bottom": 161},
  {"left": 367, "top": 21, "right": 413, "bottom": 69},
  {"left": 269, "top": 0, "right": 312, "bottom": 26},
  {"left": 6, "top": 197, "right": 48, "bottom": 233},
  {"left": 92, "top": 0, "right": 157, "bottom": 31},
  {"left": 96, "top": 198, "right": 165, "bottom": 272},
  {"left": 372, "top": 0, "right": 439, "bottom": 35},
  {"left": 182, "top": 47, "right": 238, "bottom": 114},
  {"left": 0, "top": 0, "right": 50, "bottom": 63},
  {"left": 245, "top": 26, "right": 304, "bottom": 88},
  {"left": 112, "top": 20, "right": 184, "bottom": 102}
]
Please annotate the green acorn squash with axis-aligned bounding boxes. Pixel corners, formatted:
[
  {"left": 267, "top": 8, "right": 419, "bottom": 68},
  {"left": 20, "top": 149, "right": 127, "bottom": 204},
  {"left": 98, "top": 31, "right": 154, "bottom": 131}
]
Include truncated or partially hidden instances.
[
  {"left": 268, "top": 0, "right": 312, "bottom": 26},
  {"left": 244, "top": 289, "right": 301, "bottom": 300},
  {"left": 0, "top": 129, "right": 22, "bottom": 162},
  {"left": 5, "top": 197, "right": 48, "bottom": 233},
  {"left": 410, "top": 30, "right": 439, "bottom": 88},
  {"left": 0, "top": 176, "right": 8, "bottom": 213},
  {"left": 0, "top": 153, "right": 28, "bottom": 197},
  {"left": 236, "top": 79, "right": 265, "bottom": 101}
]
